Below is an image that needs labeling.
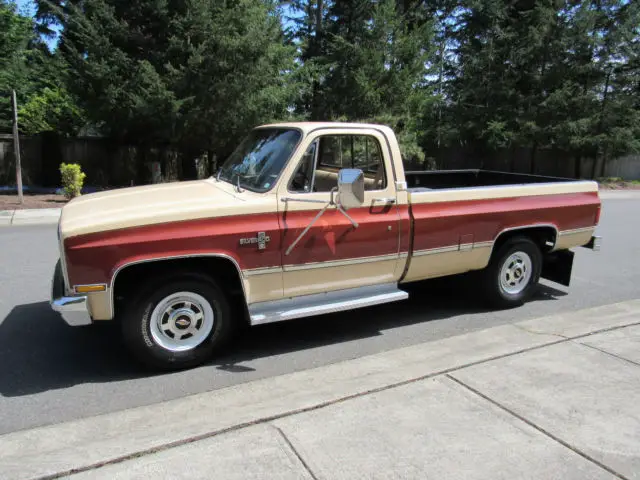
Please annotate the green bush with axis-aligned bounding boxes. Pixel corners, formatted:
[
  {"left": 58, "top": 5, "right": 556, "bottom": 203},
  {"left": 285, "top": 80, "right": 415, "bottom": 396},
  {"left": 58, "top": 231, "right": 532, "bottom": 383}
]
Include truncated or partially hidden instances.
[{"left": 59, "top": 163, "right": 86, "bottom": 199}]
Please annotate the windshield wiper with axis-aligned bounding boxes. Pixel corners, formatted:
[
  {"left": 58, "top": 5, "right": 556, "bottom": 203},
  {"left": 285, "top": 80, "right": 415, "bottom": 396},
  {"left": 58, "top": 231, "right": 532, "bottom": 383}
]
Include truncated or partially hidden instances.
[{"left": 216, "top": 170, "right": 245, "bottom": 193}]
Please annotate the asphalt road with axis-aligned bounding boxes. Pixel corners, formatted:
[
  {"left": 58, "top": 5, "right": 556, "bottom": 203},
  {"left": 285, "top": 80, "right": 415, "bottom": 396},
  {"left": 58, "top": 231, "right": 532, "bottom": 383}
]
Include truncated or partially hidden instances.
[{"left": 1, "top": 192, "right": 638, "bottom": 435}]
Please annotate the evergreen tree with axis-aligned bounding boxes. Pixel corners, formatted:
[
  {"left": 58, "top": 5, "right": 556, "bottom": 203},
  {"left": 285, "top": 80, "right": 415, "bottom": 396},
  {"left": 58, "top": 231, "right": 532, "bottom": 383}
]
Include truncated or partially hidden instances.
[
  {"left": 42, "top": 0, "right": 296, "bottom": 178},
  {"left": 435, "top": 0, "right": 639, "bottom": 176},
  {"left": 0, "top": 0, "right": 35, "bottom": 133},
  {"left": 1, "top": 1, "right": 80, "bottom": 136},
  {"left": 320, "top": 0, "right": 432, "bottom": 120}
]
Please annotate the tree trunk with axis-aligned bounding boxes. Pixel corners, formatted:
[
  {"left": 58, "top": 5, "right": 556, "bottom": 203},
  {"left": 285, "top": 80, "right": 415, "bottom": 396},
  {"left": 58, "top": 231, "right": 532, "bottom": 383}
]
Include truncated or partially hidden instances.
[
  {"left": 530, "top": 141, "right": 538, "bottom": 175},
  {"left": 592, "top": 65, "right": 612, "bottom": 179},
  {"left": 180, "top": 149, "right": 198, "bottom": 180},
  {"left": 135, "top": 146, "right": 148, "bottom": 185},
  {"left": 308, "top": 0, "right": 324, "bottom": 120},
  {"left": 599, "top": 145, "right": 609, "bottom": 178},
  {"left": 509, "top": 147, "right": 517, "bottom": 173},
  {"left": 208, "top": 149, "right": 216, "bottom": 176},
  {"left": 315, "top": 0, "right": 323, "bottom": 37}
]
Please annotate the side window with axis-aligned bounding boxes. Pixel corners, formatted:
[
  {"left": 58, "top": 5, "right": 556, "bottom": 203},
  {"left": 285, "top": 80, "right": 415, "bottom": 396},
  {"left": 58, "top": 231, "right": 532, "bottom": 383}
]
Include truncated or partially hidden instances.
[
  {"left": 318, "top": 136, "right": 342, "bottom": 168},
  {"left": 290, "top": 134, "right": 387, "bottom": 193},
  {"left": 353, "top": 136, "right": 383, "bottom": 176}
]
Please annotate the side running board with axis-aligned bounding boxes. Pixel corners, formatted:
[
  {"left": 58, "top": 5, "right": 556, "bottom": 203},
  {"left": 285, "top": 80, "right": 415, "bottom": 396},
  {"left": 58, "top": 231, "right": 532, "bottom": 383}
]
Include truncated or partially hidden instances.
[{"left": 249, "top": 283, "right": 409, "bottom": 326}]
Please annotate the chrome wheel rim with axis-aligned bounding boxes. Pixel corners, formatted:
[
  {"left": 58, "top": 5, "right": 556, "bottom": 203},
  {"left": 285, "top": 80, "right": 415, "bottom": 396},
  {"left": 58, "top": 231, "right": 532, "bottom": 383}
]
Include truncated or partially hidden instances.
[
  {"left": 150, "top": 292, "right": 214, "bottom": 352},
  {"left": 500, "top": 252, "right": 532, "bottom": 295}
]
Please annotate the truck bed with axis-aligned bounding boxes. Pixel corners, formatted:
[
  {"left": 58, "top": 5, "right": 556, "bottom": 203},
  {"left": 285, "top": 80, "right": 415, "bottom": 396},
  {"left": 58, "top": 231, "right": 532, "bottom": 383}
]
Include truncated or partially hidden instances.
[
  {"left": 405, "top": 169, "right": 575, "bottom": 191},
  {"left": 401, "top": 168, "right": 600, "bottom": 285}
]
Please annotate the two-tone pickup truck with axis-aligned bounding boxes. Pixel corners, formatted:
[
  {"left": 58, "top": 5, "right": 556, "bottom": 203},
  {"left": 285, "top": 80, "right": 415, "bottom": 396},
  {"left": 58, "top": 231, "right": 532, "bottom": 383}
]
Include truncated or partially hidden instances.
[{"left": 51, "top": 122, "right": 602, "bottom": 369}]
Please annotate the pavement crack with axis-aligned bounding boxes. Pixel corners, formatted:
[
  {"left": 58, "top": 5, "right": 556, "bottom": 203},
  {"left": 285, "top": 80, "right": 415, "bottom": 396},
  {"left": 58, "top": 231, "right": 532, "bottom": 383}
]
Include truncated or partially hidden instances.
[
  {"left": 576, "top": 342, "right": 640, "bottom": 367},
  {"left": 445, "top": 374, "right": 629, "bottom": 480},
  {"left": 272, "top": 425, "right": 319, "bottom": 480},
  {"left": 512, "top": 323, "right": 568, "bottom": 339}
]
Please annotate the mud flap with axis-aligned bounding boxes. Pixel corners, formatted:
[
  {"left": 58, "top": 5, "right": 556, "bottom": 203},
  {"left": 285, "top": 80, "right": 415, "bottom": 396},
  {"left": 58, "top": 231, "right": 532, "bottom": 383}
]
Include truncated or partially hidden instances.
[{"left": 541, "top": 250, "right": 574, "bottom": 287}]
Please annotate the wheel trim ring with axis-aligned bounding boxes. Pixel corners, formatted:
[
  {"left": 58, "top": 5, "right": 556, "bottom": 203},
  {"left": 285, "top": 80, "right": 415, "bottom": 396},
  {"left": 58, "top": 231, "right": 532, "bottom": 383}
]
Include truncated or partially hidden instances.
[
  {"left": 499, "top": 251, "right": 533, "bottom": 295},
  {"left": 150, "top": 292, "right": 215, "bottom": 352}
]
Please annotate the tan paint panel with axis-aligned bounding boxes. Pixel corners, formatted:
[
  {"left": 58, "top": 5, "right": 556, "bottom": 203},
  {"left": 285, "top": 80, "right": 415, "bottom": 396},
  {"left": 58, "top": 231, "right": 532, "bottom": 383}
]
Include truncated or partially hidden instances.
[
  {"left": 554, "top": 228, "right": 595, "bottom": 251},
  {"left": 408, "top": 181, "right": 598, "bottom": 204},
  {"left": 402, "top": 246, "right": 492, "bottom": 283},
  {"left": 283, "top": 259, "right": 399, "bottom": 298},
  {"left": 244, "top": 272, "right": 284, "bottom": 304},
  {"left": 60, "top": 179, "right": 276, "bottom": 240},
  {"left": 87, "top": 291, "right": 111, "bottom": 321}
]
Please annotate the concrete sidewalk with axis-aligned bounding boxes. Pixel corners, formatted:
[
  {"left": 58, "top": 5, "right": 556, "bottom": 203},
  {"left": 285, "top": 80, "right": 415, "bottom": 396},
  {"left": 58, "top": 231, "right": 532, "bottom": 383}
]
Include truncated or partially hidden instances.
[
  {"left": 1, "top": 299, "right": 639, "bottom": 480},
  {"left": 0, "top": 208, "right": 61, "bottom": 226}
]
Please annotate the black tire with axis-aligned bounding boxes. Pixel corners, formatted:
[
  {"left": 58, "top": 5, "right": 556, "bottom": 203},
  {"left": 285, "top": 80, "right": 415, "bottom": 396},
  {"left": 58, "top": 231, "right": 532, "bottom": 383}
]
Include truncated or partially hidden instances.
[
  {"left": 121, "top": 274, "right": 234, "bottom": 370},
  {"left": 481, "top": 236, "right": 542, "bottom": 309}
]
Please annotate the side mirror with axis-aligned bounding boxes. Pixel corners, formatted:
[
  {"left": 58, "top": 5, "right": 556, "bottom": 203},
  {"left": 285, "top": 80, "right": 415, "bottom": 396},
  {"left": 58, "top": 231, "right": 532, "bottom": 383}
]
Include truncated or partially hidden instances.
[{"left": 337, "top": 168, "right": 365, "bottom": 209}]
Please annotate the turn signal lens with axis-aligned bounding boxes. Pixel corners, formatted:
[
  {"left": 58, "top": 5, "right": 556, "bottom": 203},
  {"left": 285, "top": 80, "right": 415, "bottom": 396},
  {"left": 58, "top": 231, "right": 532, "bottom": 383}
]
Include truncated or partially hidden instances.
[{"left": 74, "top": 284, "right": 107, "bottom": 293}]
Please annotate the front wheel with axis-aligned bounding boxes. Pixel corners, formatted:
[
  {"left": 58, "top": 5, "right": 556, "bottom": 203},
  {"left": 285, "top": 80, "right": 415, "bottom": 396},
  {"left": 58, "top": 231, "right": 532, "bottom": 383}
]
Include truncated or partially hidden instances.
[
  {"left": 121, "top": 276, "right": 233, "bottom": 370},
  {"left": 481, "top": 236, "right": 542, "bottom": 309}
]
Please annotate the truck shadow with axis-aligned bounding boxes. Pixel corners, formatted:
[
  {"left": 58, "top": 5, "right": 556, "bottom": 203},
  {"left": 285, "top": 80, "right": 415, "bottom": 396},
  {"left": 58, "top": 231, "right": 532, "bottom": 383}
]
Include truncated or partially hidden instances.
[
  {"left": 211, "top": 279, "right": 567, "bottom": 371},
  {"left": 0, "top": 279, "right": 566, "bottom": 397}
]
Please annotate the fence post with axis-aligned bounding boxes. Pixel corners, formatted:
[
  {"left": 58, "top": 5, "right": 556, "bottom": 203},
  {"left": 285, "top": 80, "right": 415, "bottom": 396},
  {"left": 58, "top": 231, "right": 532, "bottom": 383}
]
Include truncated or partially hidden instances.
[{"left": 11, "top": 90, "right": 24, "bottom": 204}]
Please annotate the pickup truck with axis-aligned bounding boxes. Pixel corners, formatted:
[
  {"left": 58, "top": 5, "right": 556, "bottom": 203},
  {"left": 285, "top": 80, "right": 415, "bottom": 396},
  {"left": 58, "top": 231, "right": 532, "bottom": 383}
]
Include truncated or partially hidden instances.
[{"left": 51, "top": 122, "right": 602, "bottom": 369}]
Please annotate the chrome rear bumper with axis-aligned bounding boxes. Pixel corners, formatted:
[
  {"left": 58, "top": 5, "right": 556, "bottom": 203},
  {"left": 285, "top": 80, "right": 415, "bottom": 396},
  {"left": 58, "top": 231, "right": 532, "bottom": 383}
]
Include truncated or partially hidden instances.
[{"left": 50, "top": 260, "right": 92, "bottom": 326}]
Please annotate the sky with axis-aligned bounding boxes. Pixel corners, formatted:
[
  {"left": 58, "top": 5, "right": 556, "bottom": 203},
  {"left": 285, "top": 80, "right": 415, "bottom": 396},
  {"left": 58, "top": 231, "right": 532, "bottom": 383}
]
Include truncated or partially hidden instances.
[{"left": 16, "top": 0, "right": 35, "bottom": 16}]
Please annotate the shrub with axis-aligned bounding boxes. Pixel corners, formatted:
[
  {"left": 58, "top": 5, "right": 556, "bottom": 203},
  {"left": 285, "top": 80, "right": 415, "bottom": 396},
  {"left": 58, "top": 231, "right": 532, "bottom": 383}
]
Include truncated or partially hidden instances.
[{"left": 59, "top": 163, "right": 86, "bottom": 199}]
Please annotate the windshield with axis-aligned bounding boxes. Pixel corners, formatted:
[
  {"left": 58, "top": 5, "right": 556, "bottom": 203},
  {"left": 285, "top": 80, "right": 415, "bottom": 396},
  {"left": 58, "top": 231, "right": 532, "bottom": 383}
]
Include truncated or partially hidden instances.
[{"left": 217, "top": 128, "right": 302, "bottom": 192}]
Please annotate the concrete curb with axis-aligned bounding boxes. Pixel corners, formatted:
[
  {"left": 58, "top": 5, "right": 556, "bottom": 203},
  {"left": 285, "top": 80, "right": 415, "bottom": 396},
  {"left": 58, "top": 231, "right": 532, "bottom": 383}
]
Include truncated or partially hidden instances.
[
  {"left": 0, "top": 210, "right": 13, "bottom": 226},
  {"left": 0, "top": 299, "right": 638, "bottom": 480},
  {"left": 0, "top": 208, "right": 61, "bottom": 226}
]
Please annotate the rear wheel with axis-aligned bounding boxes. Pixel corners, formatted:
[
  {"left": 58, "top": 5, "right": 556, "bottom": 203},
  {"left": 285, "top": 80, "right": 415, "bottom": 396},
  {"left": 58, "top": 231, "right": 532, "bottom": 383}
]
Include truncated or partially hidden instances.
[
  {"left": 481, "top": 236, "right": 542, "bottom": 309},
  {"left": 121, "top": 275, "right": 233, "bottom": 370}
]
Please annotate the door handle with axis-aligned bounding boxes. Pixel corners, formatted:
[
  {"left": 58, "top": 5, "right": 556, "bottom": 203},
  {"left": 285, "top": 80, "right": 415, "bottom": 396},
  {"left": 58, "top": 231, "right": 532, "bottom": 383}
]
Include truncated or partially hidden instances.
[{"left": 373, "top": 197, "right": 396, "bottom": 204}]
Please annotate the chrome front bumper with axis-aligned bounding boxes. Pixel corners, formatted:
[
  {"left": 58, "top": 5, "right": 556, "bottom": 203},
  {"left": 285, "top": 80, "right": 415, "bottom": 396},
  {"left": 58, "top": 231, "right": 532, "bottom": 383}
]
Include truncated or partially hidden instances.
[{"left": 50, "top": 260, "right": 93, "bottom": 326}]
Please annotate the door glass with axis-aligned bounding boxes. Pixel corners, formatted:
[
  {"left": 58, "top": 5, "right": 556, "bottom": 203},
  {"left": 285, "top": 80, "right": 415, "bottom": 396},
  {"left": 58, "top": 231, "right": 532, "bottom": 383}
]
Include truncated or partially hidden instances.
[{"left": 289, "top": 134, "right": 387, "bottom": 193}]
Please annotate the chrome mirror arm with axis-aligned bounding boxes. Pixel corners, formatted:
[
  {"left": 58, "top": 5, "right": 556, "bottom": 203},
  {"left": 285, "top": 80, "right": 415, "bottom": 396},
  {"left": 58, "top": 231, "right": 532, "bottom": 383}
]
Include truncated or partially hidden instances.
[
  {"left": 282, "top": 188, "right": 358, "bottom": 256},
  {"left": 284, "top": 203, "right": 332, "bottom": 256},
  {"left": 336, "top": 203, "right": 358, "bottom": 228}
]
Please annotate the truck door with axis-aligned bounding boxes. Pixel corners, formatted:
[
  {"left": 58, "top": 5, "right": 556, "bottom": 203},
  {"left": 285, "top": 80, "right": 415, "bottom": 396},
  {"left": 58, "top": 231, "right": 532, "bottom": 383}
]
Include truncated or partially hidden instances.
[{"left": 277, "top": 129, "right": 402, "bottom": 298}]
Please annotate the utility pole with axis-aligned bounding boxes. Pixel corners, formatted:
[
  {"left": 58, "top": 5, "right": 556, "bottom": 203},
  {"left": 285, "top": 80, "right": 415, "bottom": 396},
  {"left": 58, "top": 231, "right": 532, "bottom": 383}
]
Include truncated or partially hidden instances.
[{"left": 11, "top": 90, "right": 24, "bottom": 204}]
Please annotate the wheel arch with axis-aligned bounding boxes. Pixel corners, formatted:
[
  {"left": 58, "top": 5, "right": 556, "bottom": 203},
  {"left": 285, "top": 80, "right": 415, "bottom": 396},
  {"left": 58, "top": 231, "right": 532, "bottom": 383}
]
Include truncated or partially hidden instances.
[
  {"left": 109, "top": 254, "right": 247, "bottom": 320},
  {"left": 489, "top": 224, "right": 559, "bottom": 261}
]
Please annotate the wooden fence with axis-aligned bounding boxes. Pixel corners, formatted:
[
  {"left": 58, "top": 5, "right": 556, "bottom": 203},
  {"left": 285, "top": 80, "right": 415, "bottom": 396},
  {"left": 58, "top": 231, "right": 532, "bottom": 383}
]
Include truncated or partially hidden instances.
[{"left": 1, "top": 133, "right": 639, "bottom": 187}]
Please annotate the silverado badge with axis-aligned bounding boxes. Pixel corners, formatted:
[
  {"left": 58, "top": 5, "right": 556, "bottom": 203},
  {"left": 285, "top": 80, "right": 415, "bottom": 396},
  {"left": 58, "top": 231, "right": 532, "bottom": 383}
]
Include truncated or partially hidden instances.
[{"left": 239, "top": 232, "right": 270, "bottom": 250}]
